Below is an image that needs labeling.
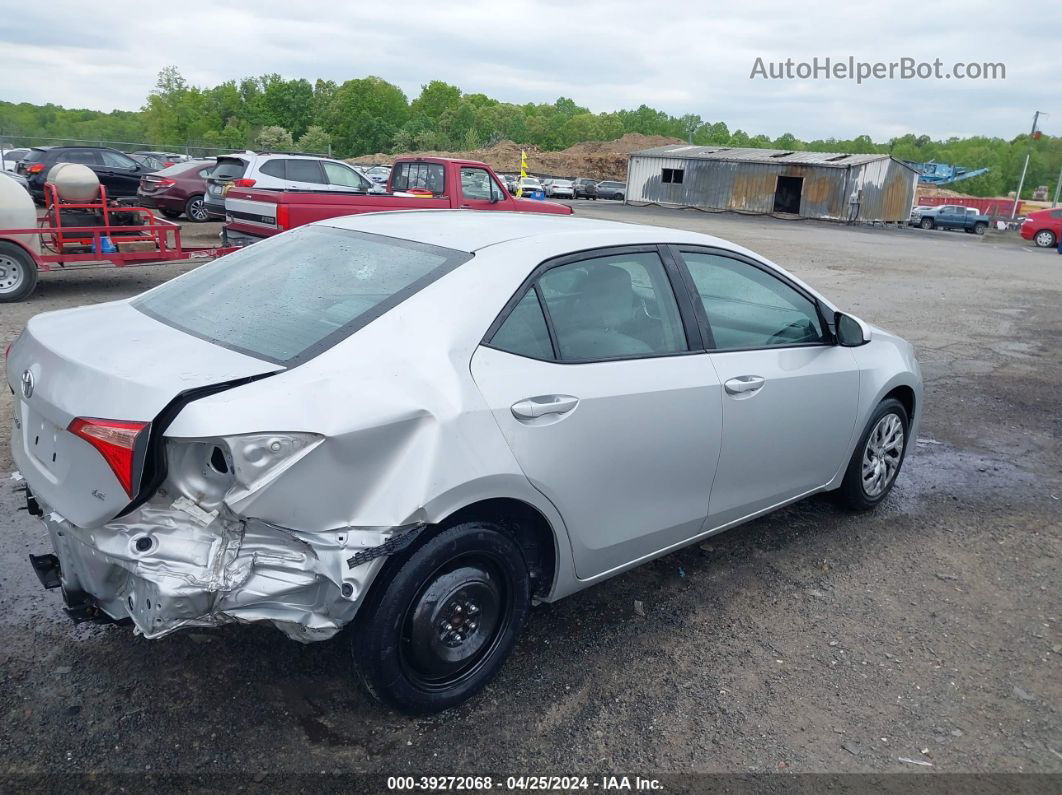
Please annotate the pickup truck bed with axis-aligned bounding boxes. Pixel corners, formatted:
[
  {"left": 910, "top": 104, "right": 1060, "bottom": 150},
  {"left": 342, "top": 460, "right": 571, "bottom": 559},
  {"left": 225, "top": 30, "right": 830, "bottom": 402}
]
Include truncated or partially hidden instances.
[{"left": 222, "top": 157, "right": 572, "bottom": 245}]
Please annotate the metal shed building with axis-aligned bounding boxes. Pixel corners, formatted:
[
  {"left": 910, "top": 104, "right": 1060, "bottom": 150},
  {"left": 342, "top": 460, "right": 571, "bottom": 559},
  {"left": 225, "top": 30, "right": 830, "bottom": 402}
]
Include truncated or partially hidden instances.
[{"left": 626, "top": 145, "right": 920, "bottom": 223}]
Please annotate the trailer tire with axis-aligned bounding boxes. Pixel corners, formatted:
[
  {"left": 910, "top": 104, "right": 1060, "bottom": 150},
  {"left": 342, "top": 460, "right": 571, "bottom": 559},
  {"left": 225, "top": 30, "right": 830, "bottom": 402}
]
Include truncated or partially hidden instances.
[{"left": 0, "top": 241, "right": 38, "bottom": 303}]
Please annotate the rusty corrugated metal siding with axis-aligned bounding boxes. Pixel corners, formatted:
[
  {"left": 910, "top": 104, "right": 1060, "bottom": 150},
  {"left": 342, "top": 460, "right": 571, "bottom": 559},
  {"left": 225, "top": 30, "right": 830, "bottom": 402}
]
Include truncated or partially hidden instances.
[{"left": 627, "top": 148, "right": 917, "bottom": 223}]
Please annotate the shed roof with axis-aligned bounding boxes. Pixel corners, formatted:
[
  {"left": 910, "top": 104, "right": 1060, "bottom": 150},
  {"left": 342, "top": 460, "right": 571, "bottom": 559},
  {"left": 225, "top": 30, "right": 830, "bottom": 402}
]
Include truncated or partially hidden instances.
[{"left": 630, "top": 144, "right": 918, "bottom": 171}]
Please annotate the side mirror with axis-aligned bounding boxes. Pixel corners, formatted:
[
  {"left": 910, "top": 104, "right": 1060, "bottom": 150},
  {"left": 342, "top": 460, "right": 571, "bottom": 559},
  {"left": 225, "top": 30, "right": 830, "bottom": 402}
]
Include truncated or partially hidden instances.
[
  {"left": 489, "top": 192, "right": 500, "bottom": 203},
  {"left": 835, "top": 312, "right": 871, "bottom": 346}
]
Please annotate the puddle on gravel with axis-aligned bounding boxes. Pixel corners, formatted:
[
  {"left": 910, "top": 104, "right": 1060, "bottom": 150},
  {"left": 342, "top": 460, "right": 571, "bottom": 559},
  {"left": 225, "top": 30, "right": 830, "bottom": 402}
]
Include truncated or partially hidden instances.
[{"left": 889, "top": 438, "right": 1052, "bottom": 512}]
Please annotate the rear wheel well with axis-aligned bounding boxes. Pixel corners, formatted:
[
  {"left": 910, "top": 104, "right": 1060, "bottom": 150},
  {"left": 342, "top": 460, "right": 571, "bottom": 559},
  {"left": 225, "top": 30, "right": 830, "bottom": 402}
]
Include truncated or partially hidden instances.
[
  {"left": 884, "top": 385, "right": 915, "bottom": 421},
  {"left": 438, "top": 498, "right": 557, "bottom": 599}
]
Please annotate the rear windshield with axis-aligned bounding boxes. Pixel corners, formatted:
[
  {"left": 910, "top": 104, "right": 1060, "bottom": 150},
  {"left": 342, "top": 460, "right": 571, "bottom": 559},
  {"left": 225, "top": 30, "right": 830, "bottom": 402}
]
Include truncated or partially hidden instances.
[
  {"left": 209, "top": 158, "right": 247, "bottom": 181},
  {"left": 156, "top": 159, "right": 214, "bottom": 177},
  {"left": 391, "top": 162, "right": 445, "bottom": 194},
  {"left": 133, "top": 226, "right": 470, "bottom": 364}
]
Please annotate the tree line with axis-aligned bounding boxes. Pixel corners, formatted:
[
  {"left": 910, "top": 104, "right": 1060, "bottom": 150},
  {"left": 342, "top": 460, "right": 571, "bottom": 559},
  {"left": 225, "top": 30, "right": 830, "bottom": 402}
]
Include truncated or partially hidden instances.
[{"left": 1, "top": 67, "right": 1059, "bottom": 200}]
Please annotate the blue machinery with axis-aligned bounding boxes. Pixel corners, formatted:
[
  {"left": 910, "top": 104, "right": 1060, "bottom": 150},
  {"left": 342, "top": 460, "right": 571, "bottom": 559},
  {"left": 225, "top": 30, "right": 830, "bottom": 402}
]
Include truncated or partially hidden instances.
[{"left": 904, "top": 161, "right": 991, "bottom": 186}]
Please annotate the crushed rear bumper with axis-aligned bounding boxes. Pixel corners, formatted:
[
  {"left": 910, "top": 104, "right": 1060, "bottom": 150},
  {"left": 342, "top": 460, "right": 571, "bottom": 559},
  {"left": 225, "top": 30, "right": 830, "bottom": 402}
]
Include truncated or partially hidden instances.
[{"left": 21, "top": 477, "right": 403, "bottom": 643}]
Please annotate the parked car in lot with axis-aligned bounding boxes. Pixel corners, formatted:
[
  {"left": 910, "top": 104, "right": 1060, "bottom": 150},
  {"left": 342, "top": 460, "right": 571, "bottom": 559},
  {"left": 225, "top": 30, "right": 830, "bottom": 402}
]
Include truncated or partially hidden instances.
[
  {"left": 129, "top": 151, "right": 187, "bottom": 171},
  {"left": 915, "top": 204, "right": 988, "bottom": 234},
  {"left": 547, "top": 178, "right": 575, "bottom": 198},
  {"left": 908, "top": 205, "right": 933, "bottom": 224},
  {"left": 515, "top": 177, "right": 544, "bottom": 197},
  {"left": 1019, "top": 207, "right": 1062, "bottom": 248},
  {"left": 1, "top": 147, "right": 30, "bottom": 172},
  {"left": 18, "top": 146, "right": 155, "bottom": 200},
  {"left": 573, "top": 178, "right": 598, "bottom": 199},
  {"left": 363, "top": 165, "right": 391, "bottom": 185},
  {"left": 222, "top": 157, "right": 571, "bottom": 245},
  {"left": 596, "top": 180, "right": 626, "bottom": 200},
  {"left": 9, "top": 211, "right": 921, "bottom": 714},
  {"left": 1, "top": 169, "right": 30, "bottom": 193},
  {"left": 204, "top": 152, "right": 371, "bottom": 220},
  {"left": 136, "top": 158, "right": 216, "bottom": 222}
]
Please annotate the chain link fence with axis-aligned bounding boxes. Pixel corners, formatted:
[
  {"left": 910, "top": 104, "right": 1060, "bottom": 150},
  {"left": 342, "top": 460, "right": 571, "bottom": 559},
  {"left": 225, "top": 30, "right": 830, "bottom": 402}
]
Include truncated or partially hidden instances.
[{"left": 0, "top": 135, "right": 330, "bottom": 159}]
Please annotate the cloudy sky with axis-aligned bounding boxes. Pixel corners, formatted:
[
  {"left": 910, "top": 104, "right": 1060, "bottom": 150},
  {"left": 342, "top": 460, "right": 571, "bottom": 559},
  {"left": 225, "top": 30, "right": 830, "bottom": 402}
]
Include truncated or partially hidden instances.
[{"left": 1, "top": 0, "right": 1058, "bottom": 141}]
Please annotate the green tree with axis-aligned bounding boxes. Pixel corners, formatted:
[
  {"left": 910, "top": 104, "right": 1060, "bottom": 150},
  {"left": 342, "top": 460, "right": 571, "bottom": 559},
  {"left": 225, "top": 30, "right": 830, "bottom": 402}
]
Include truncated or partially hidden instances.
[
  {"left": 256, "top": 125, "right": 294, "bottom": 150},
  {"left": 410, "top": 81, "right": 461, "bottom": 121},
  {"left": 297, "top": 125, "right": 332, "bottom": 155},
  {"left": 325, "top": 77, "right": 408, "bottom": 156}
]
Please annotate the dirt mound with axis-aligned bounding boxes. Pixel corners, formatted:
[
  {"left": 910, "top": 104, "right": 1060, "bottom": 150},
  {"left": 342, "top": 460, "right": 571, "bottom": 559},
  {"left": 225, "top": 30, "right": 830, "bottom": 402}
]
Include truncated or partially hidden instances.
[
  {"left": 560, "top": 133, "right": 681, "bottom": 157},
  {"left": 348, "top": 133, "right": 683, "bottom": 181}
]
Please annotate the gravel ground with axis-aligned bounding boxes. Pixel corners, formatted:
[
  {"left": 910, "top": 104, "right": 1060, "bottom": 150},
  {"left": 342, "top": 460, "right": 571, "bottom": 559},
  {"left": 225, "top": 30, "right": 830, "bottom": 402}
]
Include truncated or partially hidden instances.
[{"left": 0, "top": 206, "right": 1059, "bottom": 780}]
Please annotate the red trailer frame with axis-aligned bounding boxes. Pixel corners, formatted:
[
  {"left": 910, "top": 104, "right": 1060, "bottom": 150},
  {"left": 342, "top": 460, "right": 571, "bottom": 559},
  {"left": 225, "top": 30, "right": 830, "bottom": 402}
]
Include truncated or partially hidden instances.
[{"left": 0, "top": 182, "right": 237, "bottom": 301}]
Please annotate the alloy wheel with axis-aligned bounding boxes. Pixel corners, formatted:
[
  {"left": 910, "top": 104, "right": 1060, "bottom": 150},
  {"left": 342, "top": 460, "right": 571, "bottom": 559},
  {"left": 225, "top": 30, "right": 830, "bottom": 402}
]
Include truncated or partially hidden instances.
[{"left": 862, "top": 413, "right": 905, "bottom": 498}]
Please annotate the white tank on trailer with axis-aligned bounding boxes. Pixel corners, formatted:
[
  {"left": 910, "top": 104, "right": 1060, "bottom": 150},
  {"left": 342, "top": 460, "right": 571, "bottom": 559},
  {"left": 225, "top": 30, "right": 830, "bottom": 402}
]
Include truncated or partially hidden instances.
[
  {"left": 0, "top": 171, "right": 41, "bottom": 254},
  {"left": 46, "top": 162, "right": 100, "bottom": 203}
]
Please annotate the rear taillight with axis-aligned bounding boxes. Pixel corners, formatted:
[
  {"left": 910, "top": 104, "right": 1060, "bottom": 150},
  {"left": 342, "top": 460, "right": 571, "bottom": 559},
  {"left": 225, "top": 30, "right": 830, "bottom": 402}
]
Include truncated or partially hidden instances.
[
  {"left": 233, "top": 178, "right": 256, "bottom": 188},
  {"left": 276, "top": 204, "right": 289, "bottom": 229},
  {"left": 156, "top": 178, "right": 176, "bottom": 188},
  {"left": 68, "top": 418, "right": 148, "bottom": 497},
  {"left": 27, "top": 163, "right": 45, "bottom": 174}
]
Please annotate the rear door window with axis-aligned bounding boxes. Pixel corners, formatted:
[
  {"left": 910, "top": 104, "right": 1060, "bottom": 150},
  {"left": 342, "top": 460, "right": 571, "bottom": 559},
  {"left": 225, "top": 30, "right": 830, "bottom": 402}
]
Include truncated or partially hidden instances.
[
  {"left": 100, "top": 150, "right": 138, "bottom": 169},
  {"left": 536, "top": 252, "right": 687, "bottom": 361},
  {"left": 61, "top": 149, "right": 102, "bottom": 165},
  {"left": 489, "top": 289, "right": 554, "bottom": 360},
  {"left": 285, "top": 159, "right": 326, "bottom": 184}
]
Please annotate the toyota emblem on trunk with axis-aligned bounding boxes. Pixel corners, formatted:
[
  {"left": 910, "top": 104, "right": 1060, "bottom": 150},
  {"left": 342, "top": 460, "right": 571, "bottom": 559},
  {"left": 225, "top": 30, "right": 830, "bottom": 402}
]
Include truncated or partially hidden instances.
[{"left": 20, "top": 369, "right": 33, "bottom": 399}]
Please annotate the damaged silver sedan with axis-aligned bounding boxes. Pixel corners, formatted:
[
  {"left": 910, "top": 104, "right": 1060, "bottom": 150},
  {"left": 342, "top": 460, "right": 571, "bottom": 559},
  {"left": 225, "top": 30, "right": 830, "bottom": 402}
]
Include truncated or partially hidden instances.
[{"left": 7, "top": 211, "right": 922, "bottom": 713}]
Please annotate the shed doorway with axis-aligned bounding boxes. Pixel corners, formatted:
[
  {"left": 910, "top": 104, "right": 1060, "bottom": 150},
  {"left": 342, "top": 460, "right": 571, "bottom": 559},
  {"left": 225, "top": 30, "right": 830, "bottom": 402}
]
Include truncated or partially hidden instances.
[{"left": 773, "top": 176, "right": 803, "bottom": 214}]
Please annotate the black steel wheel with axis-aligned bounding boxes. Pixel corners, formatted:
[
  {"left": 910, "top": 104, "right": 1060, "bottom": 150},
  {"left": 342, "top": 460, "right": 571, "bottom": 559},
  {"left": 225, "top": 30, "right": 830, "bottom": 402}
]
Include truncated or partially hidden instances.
[{"left": 352, "top": 521, "right": 530, "bottom": 714}]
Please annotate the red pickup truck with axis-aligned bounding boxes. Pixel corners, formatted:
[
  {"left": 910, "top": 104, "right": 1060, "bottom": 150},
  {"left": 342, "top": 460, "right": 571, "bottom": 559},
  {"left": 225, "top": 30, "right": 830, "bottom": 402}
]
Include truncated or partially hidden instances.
[{"left": 221, "top": 156, "right": 572, "bottom": 245}]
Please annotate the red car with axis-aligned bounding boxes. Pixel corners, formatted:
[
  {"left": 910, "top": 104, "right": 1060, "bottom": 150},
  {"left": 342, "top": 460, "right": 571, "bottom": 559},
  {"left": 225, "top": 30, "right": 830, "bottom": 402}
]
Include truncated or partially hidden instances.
[
  {"left": 1020, "top": 208, "right": 1062, "bottom": 248},
  {"left": 136, "top": 158, "right": 216, "bottom": 222}
]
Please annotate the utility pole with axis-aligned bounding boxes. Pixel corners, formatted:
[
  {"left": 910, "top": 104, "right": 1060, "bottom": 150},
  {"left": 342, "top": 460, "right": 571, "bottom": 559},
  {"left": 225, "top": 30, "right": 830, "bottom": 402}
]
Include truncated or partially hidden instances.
[{"left": 1011, "top": 110, "right": 1044, "bottom": 218}]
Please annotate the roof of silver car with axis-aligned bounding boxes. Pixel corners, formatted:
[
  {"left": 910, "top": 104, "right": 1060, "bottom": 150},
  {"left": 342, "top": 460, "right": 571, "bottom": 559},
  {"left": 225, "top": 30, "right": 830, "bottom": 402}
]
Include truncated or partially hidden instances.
[{"left": 318, "top": 210, "right": 652, "bottom": 252}]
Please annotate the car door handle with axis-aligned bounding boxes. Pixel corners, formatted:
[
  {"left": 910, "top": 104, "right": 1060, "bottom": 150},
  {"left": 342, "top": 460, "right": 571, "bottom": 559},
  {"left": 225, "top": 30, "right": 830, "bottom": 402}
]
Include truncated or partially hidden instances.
[
  {"left": 724, "top": 375, "right": 766, "bottom": 395},
  {"left": 511, "top": 395, "right": 579, "bottom": 420}
]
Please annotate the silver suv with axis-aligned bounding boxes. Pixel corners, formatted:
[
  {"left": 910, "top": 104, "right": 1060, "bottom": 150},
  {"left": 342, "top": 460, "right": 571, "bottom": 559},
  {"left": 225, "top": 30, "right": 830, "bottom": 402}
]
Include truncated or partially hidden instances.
[{"left": 204, "top": 152, "right": 372, "bottom": 219}]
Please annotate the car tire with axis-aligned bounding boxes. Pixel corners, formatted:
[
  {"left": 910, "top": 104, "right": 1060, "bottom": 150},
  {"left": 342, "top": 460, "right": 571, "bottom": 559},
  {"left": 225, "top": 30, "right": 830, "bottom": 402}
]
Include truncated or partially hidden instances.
[
  {"left": 159, "top": 208, "right": 182, "bottom": 220},
  {"left": 919, "top": 217, "right": 934, "bottom": 230},
  {"left": 184, "top": 195, "right": 209, "bottom": 223},
  {"left": 833, "top": 398, "right": 910, "bottom": 511},
  {"left": 0, "top": 241, "right": 39, "bottom": 303},
  {"left": 1033, "top": 230, "right": 1056, "bottom": 248},
  {"left": 352, "top": 521, "right": 531, "bottom": 714}
]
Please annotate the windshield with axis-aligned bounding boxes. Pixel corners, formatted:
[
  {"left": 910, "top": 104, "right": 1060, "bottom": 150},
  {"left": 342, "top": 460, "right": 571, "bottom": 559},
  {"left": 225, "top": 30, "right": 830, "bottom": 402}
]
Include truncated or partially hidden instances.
[{"left": 133, "top": 226, "right": 470, "bottom": 364}]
